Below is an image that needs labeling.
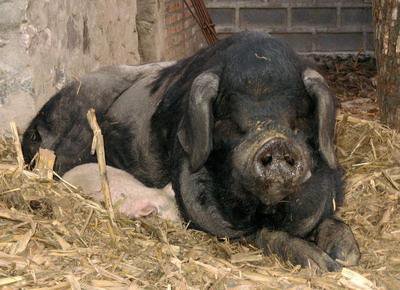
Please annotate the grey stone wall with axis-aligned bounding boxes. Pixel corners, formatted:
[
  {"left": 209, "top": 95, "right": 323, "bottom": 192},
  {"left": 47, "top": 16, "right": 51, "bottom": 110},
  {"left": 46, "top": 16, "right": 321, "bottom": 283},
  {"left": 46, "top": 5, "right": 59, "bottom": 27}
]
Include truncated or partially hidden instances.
[
  {"left": 206, "top": 0, "right": 373, "bottom": 54},
  {"left": 0, "top": 0, "right": 141, "bottom": 133},
  {"left": 137, "top": 0, "right": 166, "bottom": 63}
]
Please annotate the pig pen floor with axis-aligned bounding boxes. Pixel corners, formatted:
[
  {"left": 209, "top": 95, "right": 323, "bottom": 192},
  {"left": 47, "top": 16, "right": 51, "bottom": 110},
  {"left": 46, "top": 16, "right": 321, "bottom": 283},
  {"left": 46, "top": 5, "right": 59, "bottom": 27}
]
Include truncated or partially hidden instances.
[{"left": 1, "top": 56, "right": 399, "bottom": 289}]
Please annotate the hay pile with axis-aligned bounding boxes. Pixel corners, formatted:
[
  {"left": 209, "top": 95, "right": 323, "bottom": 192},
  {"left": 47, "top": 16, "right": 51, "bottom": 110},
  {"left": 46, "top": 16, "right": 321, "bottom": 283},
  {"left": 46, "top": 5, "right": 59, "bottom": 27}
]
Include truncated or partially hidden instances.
[{"left": 0, "top": 115, "right": 399, "bottom": 289}]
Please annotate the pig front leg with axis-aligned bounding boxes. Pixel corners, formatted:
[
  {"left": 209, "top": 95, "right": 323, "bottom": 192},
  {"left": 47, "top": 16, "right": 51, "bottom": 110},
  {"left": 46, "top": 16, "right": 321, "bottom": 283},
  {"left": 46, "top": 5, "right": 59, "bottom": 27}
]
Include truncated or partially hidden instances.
[
  {"left": 173, "top": 159, "right": 248, "bottom": 238},
  {"left": 314, "top": 217, "right": 360, "bottom": 266},
  {"left": 279, "top": 163, "right": 341, "bottom": 238},
  {"left": 256, "top": 166, "right": 347, "bottom": 272},
  {"left": 256, "top": 228, "right": 342, "bottom": 272}
]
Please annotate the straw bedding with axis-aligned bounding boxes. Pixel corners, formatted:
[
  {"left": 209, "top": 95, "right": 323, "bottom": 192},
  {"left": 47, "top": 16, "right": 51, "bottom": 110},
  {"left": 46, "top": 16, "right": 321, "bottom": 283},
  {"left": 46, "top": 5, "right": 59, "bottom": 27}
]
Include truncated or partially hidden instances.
[{"left": 0, "top": 57, "right": 399, "bottom": 289}]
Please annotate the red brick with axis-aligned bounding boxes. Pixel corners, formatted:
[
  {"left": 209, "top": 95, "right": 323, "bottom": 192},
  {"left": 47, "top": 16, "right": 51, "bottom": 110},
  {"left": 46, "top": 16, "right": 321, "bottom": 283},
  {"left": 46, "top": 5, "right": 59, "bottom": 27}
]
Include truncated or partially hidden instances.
[
  {"left": 163, "top": 0, "right": 206, "bottom": 60},
  {"left": 171, "top": 34, "right": 183, "bottom": 45},
  {"left": 176, "top": 22, "right": 184, "bottom": 32},
  {"left": 165, "top": 15, "right": 175, "bottom": 26},
  {"left": 166, "top": 22, "right": 184, "bottom": 35},
  {"left": 166, "top": 26, "right": 175, "bottom": 35},
  {"left": 184, "top": 9, "right": 193, "bottom": 18},
  {"left": 184, "top": 18, "right": 193, "bottom": 29},
  {"left": 165, "top": 13, "right": 183, "bottom": 26},
  {"left": 166, "top": 1, "right": 183, "bottom": 13},
  {"left": 184, "top": 29, "right": 195, "bottom": 40}
]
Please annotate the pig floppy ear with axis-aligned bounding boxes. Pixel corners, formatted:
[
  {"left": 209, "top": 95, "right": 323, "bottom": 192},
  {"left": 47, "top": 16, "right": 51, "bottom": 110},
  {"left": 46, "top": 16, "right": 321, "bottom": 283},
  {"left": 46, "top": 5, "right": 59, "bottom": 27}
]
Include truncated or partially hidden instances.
[
  {"left": 302, "top": 68, "right": 337, "bottom": 169},
  {"left": 178, "top": 71, "right": 220, "bottom": 172}
]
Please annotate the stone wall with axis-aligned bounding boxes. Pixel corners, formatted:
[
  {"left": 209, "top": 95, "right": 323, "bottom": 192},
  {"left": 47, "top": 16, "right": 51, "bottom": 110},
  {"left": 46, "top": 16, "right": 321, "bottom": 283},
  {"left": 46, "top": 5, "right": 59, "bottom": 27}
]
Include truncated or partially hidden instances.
[
  {"left": 206, "top": 0, "right": 374, "bottom": 54},
  {"left": 137, "top": 0, "right": 166, "bottom": 63},
  {"left": 0, "top": 0, "right": 141, "bottom": 132}
]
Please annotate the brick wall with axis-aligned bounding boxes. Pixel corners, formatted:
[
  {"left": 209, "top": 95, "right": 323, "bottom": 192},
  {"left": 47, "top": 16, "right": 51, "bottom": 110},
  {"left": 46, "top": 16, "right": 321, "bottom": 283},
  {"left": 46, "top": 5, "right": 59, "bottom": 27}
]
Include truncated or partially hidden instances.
[
  {"left": 206, "top": 0, "right": 373, "bottom": 54},
  {"left": 164, "top": 0, "right": 206, "bottom": 60}
]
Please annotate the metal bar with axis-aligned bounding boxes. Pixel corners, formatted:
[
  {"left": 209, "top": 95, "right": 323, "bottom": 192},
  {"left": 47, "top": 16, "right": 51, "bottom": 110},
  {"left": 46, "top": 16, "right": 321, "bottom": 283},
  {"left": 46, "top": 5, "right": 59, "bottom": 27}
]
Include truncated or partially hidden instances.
[{"left": 183, "top": 0, "right": 218, "bottom": 45}]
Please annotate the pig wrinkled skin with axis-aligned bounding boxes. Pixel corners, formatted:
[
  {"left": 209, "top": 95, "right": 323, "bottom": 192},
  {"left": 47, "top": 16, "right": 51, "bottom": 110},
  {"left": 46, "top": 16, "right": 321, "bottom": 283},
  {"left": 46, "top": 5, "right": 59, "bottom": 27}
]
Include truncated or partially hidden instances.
[
  {"left": 63, "top": 163, "right": 180, "bottom": 222},
  {"left": 22, "top": 32, "right": 360, "bottom": 271}
]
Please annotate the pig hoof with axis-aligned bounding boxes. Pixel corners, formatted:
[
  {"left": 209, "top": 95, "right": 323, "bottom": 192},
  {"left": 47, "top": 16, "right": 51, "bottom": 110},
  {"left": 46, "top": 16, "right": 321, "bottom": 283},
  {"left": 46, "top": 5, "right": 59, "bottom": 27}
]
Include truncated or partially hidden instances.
[
  {"left": 316, "top": 218, "right": 360, "bottom": 266},
  {"left": 256, "top": 228, "right": 342, "bottom": 273},
  {"left": 285, "top": 238, "right": 342, "bottom": 272}
]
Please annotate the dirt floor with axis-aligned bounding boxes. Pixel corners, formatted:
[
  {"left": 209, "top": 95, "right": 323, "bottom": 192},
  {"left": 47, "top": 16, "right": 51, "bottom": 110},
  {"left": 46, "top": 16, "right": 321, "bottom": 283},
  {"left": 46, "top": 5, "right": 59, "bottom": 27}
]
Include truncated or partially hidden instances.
[{"left": 0, "top": 55, "right": 399, "bottom": 289}]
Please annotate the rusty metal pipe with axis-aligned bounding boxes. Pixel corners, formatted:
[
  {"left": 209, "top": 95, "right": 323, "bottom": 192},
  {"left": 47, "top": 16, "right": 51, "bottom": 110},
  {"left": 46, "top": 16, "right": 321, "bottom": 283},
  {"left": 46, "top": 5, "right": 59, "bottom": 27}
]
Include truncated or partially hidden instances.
[{"left": 183, "top": 0, "right": 218, "bottom": 45}]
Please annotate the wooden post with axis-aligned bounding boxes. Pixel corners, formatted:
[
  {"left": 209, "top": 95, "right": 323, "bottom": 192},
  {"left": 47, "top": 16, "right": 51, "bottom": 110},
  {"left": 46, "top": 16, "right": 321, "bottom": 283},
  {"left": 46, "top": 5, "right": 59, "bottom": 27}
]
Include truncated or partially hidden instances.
[
  {"left": 9, "top": 122, "right": 24, "bottom": 173},
  {"left": 86, "top": 109, "right": 116, "bottom": 228},
  {"left": 373, "top": 0, "right": 400, "bottom": 130},
  {"left": 34, "top": 148, "right": 56, "bottom": 180}
]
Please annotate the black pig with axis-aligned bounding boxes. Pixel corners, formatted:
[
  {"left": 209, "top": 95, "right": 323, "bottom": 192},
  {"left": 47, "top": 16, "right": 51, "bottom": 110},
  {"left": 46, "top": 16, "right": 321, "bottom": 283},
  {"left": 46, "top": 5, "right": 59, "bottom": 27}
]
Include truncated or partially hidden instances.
[{"left": 22, "top": 32, "right": 360, "bottom": 271}]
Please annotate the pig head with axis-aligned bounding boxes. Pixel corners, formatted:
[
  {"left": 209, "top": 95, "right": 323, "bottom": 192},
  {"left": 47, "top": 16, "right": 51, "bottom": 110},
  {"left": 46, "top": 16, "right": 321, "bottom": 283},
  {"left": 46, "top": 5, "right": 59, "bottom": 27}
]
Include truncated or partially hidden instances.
[
  {"left": 22, "top": 32, "right": 359, "bottom": 272},
  {"left": 165, "top": 33, "right": 337, "bottom": 231}
]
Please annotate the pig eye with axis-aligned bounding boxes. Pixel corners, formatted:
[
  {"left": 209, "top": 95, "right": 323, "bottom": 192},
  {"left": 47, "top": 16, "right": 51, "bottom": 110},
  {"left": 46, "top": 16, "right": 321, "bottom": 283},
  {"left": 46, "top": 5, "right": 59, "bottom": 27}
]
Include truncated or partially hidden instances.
[
  {"left": 29, "top": 131, "right": 39, "bottom": 142},
  {"left": 215, "top": 120, "right": 245, "bottom": 135},
  {"left": 291, "top": 123, "right": 299, "bottom": 135},
  {"left": 213, "top": 119, "right": 245, "bottom": 148},
  {"left": 289, "top": 120, "right": 298, "bottom": 133}
]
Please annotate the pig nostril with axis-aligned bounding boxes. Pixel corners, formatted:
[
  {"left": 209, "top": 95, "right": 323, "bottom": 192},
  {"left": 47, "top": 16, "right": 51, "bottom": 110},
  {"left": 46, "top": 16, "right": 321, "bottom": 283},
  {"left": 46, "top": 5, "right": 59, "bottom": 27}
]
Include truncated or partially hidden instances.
[
  {"left": 284, "top": 155, "right": 296, "bottom": 166},
  {"left": 260, "top": 155, "right": 273, "bottom": 167}
]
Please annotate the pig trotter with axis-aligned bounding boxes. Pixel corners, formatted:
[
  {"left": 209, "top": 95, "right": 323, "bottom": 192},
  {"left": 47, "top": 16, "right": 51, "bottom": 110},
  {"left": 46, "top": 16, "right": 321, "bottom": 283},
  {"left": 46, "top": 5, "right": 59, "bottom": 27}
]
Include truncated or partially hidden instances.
[
  {"left": 315, "top": 218, "right": 360, "bottom": 266},
  {"left": 256, "top": 228, "right": 342, "bottom": 272}
]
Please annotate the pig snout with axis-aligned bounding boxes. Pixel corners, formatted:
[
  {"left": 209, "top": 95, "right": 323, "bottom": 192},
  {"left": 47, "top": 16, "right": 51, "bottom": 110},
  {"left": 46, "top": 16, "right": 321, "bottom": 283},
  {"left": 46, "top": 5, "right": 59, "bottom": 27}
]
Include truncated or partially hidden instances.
[
  {"left": 255, "top": 138, "right": 310, "bottom": 185},
  {"left": 62, "top": 164, "right": 180, "bottom": 222},
  {"left": 118, "top": 187, "right": 180, "bottom": 222},
  {"left": 233, "top": 125, "right": 312, "bottom": 206}
]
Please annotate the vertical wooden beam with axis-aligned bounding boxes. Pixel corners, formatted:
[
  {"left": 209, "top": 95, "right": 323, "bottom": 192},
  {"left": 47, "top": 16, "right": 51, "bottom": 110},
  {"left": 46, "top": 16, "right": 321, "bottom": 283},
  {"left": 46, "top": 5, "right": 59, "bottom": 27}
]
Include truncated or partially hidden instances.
[
  {"left": 86, "top": 109, "right": 116, "bottom": 229},
  {"left": 373, "top": 0, "right": 400, "bottom": 130}
]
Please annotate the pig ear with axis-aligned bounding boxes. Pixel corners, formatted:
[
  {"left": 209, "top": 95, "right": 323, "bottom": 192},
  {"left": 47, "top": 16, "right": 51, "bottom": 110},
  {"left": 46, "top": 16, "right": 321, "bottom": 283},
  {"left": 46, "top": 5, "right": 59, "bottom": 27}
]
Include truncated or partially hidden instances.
[
  {"left": 178, "top": 71, "right": 220, "bottom": 172},
  {"left": 302, "top": 68, "right": 337, "bottom": 169}
]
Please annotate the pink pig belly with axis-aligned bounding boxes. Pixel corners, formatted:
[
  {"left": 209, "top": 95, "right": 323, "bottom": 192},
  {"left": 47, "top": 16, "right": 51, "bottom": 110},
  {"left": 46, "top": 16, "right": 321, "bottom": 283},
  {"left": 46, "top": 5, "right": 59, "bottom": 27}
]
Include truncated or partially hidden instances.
[{"left": 62, "top": 163, "right": 180, "bottom": 222}]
